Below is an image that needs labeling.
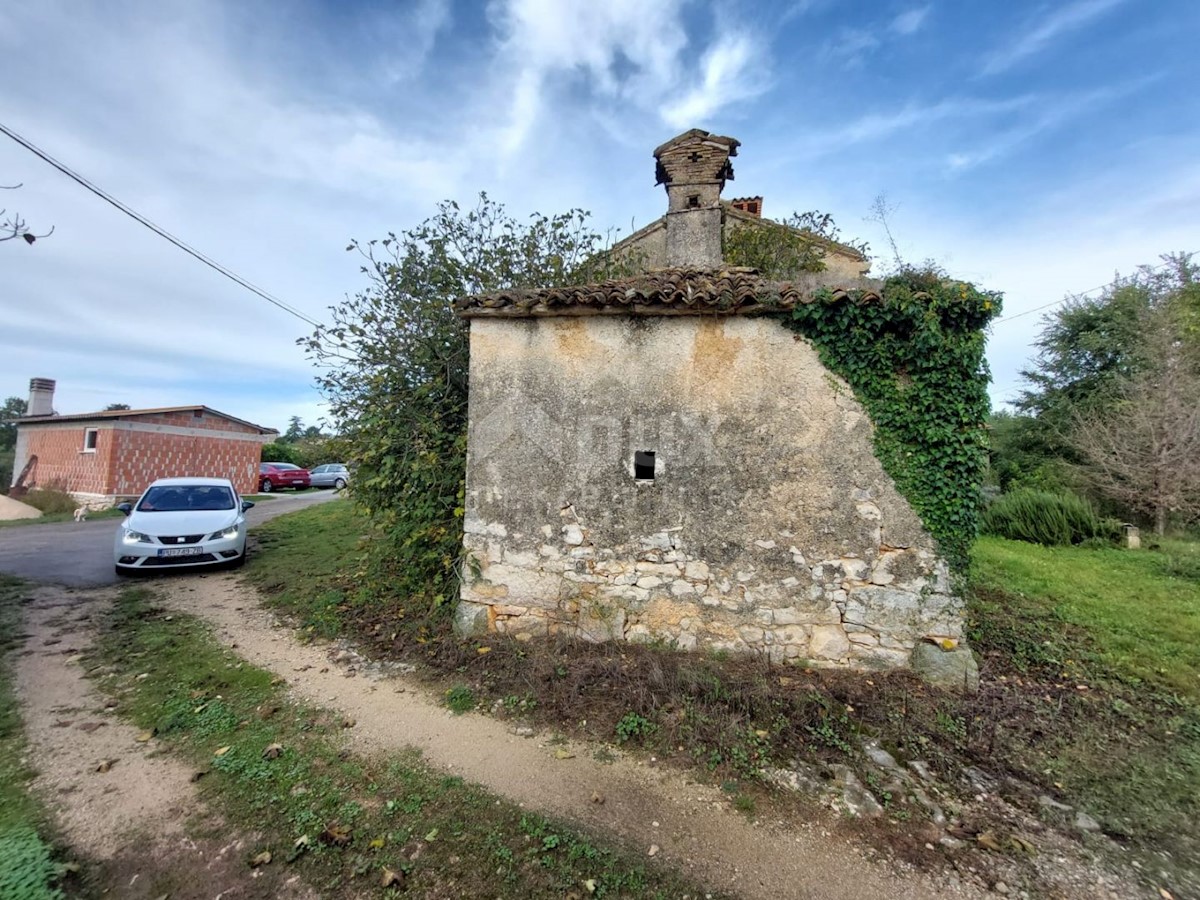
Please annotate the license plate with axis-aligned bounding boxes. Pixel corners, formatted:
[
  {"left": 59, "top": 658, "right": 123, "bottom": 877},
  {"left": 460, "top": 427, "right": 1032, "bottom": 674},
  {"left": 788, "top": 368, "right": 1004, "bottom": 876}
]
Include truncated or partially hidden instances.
[{"left": 159, "top": 547, "right": 204, "bottom": 558}]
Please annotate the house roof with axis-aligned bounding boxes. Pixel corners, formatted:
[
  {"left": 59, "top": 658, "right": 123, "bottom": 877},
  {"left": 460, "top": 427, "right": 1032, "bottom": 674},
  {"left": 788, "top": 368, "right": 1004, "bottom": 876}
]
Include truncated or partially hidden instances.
[
  {"left": 455, "top": 267, "right": 883, "bottom": 319},
  {"left": 15, "top": 405, "right": 278, "bottom": 434},
  {"left": 607, "top": 202, "right": 868, "bottom": 265}
]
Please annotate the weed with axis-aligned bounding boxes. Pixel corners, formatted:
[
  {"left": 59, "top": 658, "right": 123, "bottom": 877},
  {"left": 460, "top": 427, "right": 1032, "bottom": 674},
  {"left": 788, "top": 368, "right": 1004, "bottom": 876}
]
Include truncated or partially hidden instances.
[
  {"left": 732, "top": 794, "right": 756, "bottom": 816},
  {"left": 614, "top": 712, "right": 656, "bottom": 744},
  {"left": 444, "top": 684, "right": 475, "bottom": 714}
]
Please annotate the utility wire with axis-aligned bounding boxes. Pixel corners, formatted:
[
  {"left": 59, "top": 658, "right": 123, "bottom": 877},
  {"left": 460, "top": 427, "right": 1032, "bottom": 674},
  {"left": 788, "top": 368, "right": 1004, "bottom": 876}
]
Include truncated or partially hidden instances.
[
  {"left": 0, "top": 120, "right": 323, "bottom": 329},
  {"left": 993, "top": 259, "right": 1174, "bottom": 325}
]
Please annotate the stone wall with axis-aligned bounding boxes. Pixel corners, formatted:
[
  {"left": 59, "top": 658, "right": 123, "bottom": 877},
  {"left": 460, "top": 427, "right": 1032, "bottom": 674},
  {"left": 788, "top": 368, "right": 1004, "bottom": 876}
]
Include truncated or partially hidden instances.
[{"left": 457, "top": 315, "right": 963, "bottom": 668}]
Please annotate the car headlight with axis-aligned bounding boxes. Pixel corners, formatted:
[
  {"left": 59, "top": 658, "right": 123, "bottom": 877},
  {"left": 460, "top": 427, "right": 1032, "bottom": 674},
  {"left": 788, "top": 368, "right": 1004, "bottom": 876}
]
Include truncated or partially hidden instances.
[
  {"left": 122, "top": 529, "right": 153, "bottom": 545},
  {"left": 210, "top": 524, "right": 240, "bottom": 540}
]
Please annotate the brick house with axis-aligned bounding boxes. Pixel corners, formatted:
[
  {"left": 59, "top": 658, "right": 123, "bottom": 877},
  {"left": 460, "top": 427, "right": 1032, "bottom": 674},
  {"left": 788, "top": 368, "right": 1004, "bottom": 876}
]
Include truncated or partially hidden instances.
[{"left": 10, "top": 378, "right": 276, "bottom": 504}]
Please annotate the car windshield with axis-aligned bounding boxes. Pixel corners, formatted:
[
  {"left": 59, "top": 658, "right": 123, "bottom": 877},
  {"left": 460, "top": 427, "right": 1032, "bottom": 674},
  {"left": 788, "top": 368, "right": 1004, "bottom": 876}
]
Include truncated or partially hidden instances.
[{"left": 137, "top": 485, "right": 235, "bottom": 512}]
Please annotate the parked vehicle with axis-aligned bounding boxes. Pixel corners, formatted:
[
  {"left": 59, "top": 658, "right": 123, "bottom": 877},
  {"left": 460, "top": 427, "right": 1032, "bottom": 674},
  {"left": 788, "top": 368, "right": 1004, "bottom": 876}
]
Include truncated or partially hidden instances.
[
  {"left": 259, "top": 462, "right": 311, "bottom": 492},
  {"left": 114, "top": 477, "right": 253, "bottom": 574},
  {"left": 309, "top": 463, "right": 350, "bottom": 490}
]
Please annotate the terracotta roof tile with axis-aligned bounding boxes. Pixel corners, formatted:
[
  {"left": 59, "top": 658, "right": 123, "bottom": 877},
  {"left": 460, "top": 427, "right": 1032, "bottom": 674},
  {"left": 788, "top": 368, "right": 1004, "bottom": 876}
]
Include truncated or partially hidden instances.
[{"left": 454, "top": 268, "right": 883, "bottom": 319}]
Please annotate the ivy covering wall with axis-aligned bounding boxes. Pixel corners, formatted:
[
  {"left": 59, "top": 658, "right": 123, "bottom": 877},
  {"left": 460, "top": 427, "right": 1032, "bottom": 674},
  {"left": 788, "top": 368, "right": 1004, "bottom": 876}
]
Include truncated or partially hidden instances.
[{"left": 786, "top": 269, "right": 1002, "bottom": 569}]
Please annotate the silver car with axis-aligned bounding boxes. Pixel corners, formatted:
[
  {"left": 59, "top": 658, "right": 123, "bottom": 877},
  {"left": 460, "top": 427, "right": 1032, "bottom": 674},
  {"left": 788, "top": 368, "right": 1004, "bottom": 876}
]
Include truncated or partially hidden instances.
[{"left": 309, "top": 463, "right": 350, "bottom": 490}]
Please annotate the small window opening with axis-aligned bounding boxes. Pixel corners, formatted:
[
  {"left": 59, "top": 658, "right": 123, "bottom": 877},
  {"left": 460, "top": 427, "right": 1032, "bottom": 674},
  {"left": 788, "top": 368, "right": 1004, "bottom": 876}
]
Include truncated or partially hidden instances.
[
  {"left": 83, "top": 428, "right": 98, "bottom": 451},
  {"left": 193, "top": 409, "right": 203, "bottom": 418},
  {"left": 634, "top": 450, "right": 656, "bottom": 480},
  {"left": 687, "top": 194, "right": 700, "bottom": 208}
]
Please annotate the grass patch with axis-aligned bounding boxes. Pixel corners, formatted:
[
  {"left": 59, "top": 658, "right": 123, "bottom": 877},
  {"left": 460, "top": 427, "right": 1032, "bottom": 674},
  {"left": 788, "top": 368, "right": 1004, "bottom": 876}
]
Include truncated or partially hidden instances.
[
  {"left": 968, "top": 537, "right": 1200, "bottom": 867},
  {"left": 243, "top": 500, "right": 360, "bottom": 639},
  {"left": 972, "top": 536, "right": 1200, "bottom": 699},
  {"left": 0, "top": 575, "right": 73, "bottom": 899},
  {"left": 88, "top": 587, "right": 722, "bottom": 899}
]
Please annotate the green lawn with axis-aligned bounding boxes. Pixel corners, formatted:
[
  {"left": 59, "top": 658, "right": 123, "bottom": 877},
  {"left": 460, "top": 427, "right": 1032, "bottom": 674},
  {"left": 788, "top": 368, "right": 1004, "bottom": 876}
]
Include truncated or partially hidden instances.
[{"left": 972, "top": 536, "right": 1200, "bottom": 700}]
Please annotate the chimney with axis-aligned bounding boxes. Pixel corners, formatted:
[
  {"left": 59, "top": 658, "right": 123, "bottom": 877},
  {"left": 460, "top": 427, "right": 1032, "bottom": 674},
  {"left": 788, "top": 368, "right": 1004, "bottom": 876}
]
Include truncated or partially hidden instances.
[
  {"left": 27, "top": 377, "right": 56, "bottom": 417},
  {"left": 730, "top": 196, "right": 763, "bottom": 217},
  {"left": 653, "top": 129, "right": 739, "bottom": 267}
]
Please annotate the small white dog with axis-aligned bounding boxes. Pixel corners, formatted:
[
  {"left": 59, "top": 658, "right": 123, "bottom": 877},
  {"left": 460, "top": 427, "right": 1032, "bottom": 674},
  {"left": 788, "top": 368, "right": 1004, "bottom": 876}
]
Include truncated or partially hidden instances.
[{"left": 73, "top": 507, "right": 88, "bottom": 522}]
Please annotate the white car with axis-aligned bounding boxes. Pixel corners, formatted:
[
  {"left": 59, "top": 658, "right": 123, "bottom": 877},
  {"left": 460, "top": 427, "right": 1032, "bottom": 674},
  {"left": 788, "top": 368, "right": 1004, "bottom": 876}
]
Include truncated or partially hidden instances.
[{"left": 114, "top": 477, "right": 254, "bottom": 575}]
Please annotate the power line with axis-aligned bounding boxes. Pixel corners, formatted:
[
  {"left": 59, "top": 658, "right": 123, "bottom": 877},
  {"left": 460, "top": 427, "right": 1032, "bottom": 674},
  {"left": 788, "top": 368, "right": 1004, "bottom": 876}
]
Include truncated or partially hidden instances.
[
  {"left": 0, "top": 120, "right": 323, "bottom": 329},
  {"left": 993, "top": 259, "right": 1175, "bottom": 326}
]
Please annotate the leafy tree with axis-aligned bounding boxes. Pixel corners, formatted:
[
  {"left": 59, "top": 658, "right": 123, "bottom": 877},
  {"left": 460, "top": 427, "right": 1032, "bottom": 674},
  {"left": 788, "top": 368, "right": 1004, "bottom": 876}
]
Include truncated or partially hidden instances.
[
  {"left": 283, "top": 416, "right": 305, "bottom": 443},
  {"left": 1067, "top": 283, "right": 1200, "bottom": 533},
  {"left": 1018, "top": 254, "right": 1198, "bottom": 435},
  {"left": 0, "top": 396, "right": 27, "bottom": 451},
  {"left": 302, "top": 194, "right": 629, "bottom": 616},
  {"left": 986, "top": 409, "right": 1071, "bottom": 494},
  {"left": 1017, "top": 253, "right": 1200, "bottom": 528},
  {"left": 103, "top": 403, "right": 131, "bottom": 411}
]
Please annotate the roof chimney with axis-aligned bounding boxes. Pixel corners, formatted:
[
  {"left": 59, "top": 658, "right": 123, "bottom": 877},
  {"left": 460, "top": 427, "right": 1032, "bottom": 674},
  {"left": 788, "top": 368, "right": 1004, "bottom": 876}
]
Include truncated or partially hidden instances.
[
  {"left": 27, "top": 378, "right": 56, "bottom": 417},
  {"left": 653, "top": 129, "right": 739, "bottom": 267},
  {"left": 730, "top": 196, "right": 763, "bottom": 217}
]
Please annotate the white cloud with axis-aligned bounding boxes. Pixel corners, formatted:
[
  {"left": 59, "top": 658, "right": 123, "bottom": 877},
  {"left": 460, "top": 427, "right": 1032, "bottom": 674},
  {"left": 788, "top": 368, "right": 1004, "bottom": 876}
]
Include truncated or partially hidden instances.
[
  {"left": 981, "top": 0, "right": 1126, "bottom": 76},
  {"left": 660, "top": 33, "right": 765, "bottom": 128},
  {"left": 487, "top": 0, "right": 768, "bottom": 152},
  {"left": 891, "top": 5, "right": 931, "bottom": 36}
]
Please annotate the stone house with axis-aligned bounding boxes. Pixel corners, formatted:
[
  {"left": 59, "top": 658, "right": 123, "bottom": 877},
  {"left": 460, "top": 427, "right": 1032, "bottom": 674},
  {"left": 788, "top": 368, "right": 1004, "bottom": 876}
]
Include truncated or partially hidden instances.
[
  {"left": 608, "top": 129, "right": 870, "bottom": 280},
  {"left": 10, "top": 378, "right": 276, "bottom": 504},
  {"left": 452, "top": 130, "right": 966, "bottom": 673}
]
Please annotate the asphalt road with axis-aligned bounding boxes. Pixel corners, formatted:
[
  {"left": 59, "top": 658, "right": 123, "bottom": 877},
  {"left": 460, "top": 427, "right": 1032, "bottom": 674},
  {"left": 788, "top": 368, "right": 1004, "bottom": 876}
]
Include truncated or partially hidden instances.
[{"left": 0, "top": 490, "right": 341, "bottom": 587}]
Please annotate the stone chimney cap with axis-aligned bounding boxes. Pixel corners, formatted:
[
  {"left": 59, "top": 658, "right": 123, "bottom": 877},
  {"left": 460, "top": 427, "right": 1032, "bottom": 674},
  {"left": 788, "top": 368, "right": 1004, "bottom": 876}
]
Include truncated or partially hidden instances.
[{"left": 654, "top": 129, "right": 739, "bottom": 189}]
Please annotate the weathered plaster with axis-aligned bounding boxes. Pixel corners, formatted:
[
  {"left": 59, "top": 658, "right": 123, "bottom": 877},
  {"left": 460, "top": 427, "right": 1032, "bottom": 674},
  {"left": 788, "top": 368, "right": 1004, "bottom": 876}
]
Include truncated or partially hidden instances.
[{"left": 457, "top": 315, "right": 962, "bottom": 668}]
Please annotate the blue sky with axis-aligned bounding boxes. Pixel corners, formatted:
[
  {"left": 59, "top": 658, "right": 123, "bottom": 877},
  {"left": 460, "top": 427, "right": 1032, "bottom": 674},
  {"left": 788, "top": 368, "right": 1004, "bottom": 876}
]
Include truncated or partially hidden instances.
[{"left": 1, "top": 0, "right": 1197, "bottom": 432}]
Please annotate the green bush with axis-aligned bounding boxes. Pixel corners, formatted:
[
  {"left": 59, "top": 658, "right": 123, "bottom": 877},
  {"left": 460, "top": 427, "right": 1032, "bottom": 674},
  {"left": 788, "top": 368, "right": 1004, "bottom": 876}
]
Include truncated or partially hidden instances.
[
  {"left": 21, "top": 486, "right": 77, "bottom": 515},
  {"left": 980, "top": 489, "right": 1112, "bottom": 546}
]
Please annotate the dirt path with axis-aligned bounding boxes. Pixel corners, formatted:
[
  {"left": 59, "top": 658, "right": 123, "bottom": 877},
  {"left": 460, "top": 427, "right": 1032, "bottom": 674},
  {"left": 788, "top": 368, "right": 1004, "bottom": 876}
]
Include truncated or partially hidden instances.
[
  {"left": 11, "top": 584, "right": 317, "bottom": 899},
  {"left": 151, "top": 573, "right": 987, "bottom": 900}
]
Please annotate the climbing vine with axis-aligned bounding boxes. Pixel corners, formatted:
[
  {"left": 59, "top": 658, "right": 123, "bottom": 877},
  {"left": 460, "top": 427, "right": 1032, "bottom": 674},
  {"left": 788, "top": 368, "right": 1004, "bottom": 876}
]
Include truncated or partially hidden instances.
[{"left": 786, "top": 267, "right": 1002, "bottom": 570}]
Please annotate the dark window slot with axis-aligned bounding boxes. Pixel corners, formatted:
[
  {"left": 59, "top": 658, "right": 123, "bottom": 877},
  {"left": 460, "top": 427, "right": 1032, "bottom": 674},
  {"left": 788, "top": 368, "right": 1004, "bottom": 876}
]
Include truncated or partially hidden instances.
[{"left": 634, "top": 451, "right": 656, "bottom": 480}]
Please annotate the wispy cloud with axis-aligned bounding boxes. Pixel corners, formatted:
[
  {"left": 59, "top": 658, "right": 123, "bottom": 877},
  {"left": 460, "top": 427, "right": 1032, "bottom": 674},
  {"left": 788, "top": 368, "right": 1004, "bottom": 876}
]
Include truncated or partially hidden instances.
[
  {"left": 891, "top": 5, "right": 931, "bottom": 36},
  {"left": 660, "top": 33, "right": 766, "bottom": 127},
  {"left": 980, "top": 0, "right": 1126, "bottom": 76},
  {"left": 944, "top": 76, "right": 1159, "bottom": 171},
  {"left": 488, "top": 0, "right": 768, "bottom": 153}
]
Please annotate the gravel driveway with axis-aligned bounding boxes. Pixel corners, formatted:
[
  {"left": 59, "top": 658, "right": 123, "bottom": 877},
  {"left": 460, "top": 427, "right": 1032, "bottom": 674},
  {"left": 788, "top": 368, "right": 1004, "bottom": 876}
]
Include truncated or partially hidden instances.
[{"left": 0, "top": 490, "right": 340, "bottom": 587}]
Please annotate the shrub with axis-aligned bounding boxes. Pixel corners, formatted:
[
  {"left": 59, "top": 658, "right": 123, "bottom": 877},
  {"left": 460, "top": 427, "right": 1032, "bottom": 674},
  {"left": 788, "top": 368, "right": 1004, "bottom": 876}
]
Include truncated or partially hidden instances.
[
  {"left": 21, "top": 485, "right": 77, "bottom": 515},
  {"left": 980, "top": 489, "right": 1110, "bottom": 546}
]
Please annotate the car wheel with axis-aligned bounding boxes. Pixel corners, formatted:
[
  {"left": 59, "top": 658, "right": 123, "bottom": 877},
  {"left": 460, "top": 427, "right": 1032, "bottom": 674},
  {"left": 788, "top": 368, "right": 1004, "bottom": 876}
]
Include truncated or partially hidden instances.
[
  {"left": 334, "top": 477, "right": 346, "bottom": 490},
  {"left": 260, "top": 479, "right": 273, "bottom": 492}
]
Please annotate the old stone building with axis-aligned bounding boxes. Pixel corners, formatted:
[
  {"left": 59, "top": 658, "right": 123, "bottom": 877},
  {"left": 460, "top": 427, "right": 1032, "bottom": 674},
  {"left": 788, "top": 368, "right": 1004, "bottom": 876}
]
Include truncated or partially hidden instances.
[
  {"left": 453, "top": 130, "right": 968, "bottom": 675},
  {"left": 608, "top": 129, "right": 870, "bottom": 280}
]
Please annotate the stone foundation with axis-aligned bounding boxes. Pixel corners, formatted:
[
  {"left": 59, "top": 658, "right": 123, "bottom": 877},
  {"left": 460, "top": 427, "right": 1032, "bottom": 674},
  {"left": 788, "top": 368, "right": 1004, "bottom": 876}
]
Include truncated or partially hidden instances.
[{"left": 456, "top": 491, "right": 961, "bottom": 667}]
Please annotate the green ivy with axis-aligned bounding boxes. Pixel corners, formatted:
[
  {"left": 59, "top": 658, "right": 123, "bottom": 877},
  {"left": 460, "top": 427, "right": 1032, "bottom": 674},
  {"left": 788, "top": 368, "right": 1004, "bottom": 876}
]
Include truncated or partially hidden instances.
[{"left": 786, "top": 268, "right": 1002, "bottom": 570}]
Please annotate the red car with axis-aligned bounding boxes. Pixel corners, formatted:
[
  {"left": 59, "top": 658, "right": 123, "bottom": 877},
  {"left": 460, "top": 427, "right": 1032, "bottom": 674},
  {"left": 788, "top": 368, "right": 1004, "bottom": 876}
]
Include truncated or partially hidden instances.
[{"left": 258, "top": 462, "right": 311, "bottom": 492}]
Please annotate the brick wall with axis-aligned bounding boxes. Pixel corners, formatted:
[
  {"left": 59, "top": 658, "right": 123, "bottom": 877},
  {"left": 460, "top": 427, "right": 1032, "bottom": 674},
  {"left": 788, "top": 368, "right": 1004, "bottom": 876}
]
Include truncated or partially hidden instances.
[
  {"left": 18, "top": 409, "right": 268, "bottom": 499},
  {"left": 22, "top": 426, "right": 110, "bottom": 494}
]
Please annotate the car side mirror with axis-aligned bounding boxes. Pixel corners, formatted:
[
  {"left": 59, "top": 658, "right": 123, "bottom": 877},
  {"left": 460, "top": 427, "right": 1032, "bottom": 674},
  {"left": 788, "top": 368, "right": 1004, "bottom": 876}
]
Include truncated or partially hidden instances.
[
  {"left": 116, "top": 503, "right": 132, "bottom": 516},
  {"left": 241, "top": 500, "right": 255, "bottom": 511}
]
